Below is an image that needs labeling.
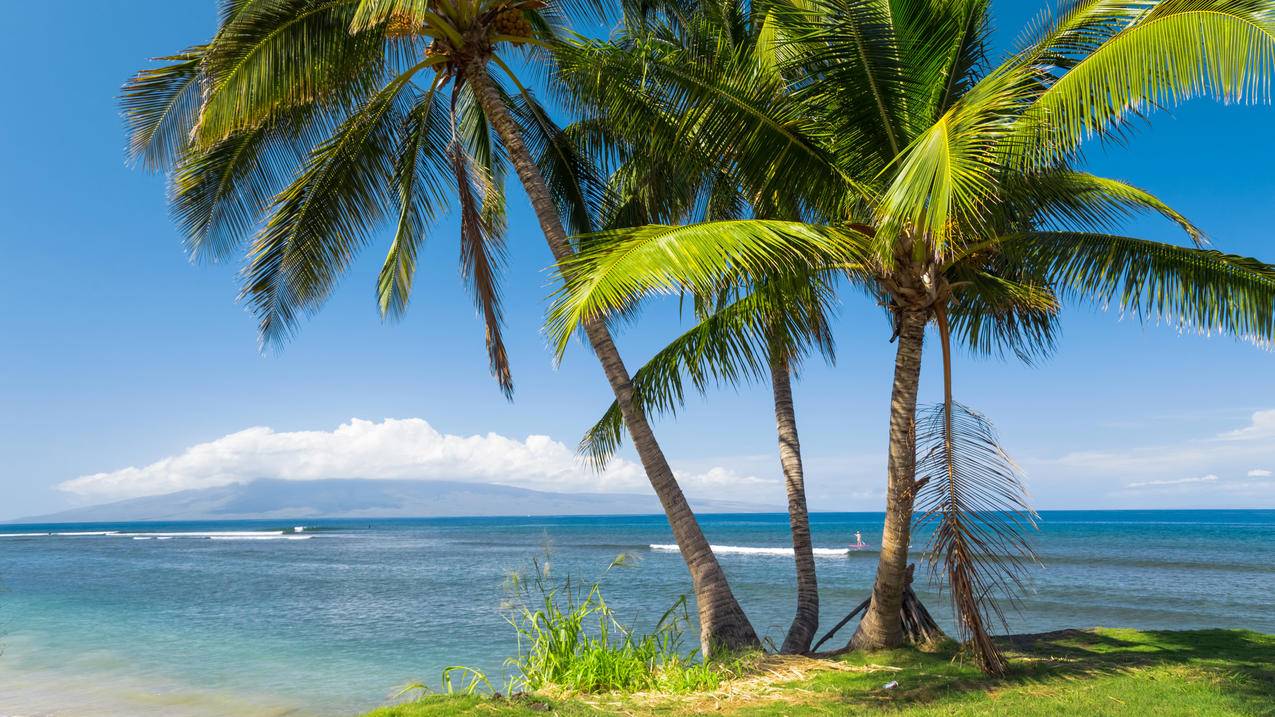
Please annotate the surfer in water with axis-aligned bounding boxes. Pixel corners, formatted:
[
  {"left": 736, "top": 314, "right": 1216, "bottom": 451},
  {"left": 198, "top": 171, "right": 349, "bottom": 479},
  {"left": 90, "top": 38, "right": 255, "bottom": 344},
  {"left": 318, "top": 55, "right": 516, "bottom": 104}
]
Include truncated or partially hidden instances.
[{"left": 851, "top": 531, "right": 865, "bottom": 549}]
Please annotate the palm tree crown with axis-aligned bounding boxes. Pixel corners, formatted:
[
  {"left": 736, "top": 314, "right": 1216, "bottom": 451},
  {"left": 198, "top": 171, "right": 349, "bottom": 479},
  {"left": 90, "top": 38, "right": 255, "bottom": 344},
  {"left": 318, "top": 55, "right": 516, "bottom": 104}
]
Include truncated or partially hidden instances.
[{"left": 123, "top": 0, "right": 606, "bottom": 396}]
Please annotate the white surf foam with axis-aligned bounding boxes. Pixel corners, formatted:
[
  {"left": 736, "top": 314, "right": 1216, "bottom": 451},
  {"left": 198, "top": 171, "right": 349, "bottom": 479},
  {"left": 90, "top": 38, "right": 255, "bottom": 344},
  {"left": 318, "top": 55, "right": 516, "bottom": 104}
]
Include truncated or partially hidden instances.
[
  {"left": 649, "top": 544, "right": 851, "bottom": 557},
  {"left": 0, "top": 532, "right": 52, "bottom": 537},
  {"left": 115, "top": 531, "right": 286, "bottom": 538},
  {"left": 54, "top": 531, "right": 120, "bottom": 536},
  {"left": 207, "top": 535, "right": 312, "bottom": 541}
]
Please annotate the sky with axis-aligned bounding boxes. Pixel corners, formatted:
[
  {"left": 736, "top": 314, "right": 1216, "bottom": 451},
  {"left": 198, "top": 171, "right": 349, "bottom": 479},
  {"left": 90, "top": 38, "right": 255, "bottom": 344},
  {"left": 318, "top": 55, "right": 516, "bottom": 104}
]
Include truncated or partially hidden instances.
[{"left": 2, "top": 2, "right": 1274, "bottom": 521}]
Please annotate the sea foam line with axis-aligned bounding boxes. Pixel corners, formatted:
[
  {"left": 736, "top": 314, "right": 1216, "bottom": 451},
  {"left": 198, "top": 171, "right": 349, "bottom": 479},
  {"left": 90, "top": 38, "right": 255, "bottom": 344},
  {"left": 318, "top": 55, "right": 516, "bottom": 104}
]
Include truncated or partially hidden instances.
[
  {"left": 115, "top": 531, "right": 286, "bottom": 538},
  {"left": 208, "top": 535, "right": 312, "bottom": 541},
  {"left": 649, "top": 544, "right": 853, "bottom": 557}
]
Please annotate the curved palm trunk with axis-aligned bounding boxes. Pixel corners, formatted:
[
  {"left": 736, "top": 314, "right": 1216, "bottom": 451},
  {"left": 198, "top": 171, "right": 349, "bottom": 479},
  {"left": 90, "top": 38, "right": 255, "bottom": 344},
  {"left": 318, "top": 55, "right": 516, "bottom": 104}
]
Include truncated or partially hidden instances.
[
  {"left": 850, "top": 307, "right": 927, "bottom": 650},
  {"left": 463, "top": 60, "right": 759, "bottom": 655},
  {"left": 771, "top": 352, "right": 819, "bottom": 654}
]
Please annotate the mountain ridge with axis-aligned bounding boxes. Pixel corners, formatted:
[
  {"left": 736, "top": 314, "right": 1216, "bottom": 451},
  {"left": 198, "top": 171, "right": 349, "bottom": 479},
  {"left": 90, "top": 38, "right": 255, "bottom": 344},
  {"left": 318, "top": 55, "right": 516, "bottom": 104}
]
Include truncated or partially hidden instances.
[{"left": 9, "top": 478, "right": 776, "bottom": 523}]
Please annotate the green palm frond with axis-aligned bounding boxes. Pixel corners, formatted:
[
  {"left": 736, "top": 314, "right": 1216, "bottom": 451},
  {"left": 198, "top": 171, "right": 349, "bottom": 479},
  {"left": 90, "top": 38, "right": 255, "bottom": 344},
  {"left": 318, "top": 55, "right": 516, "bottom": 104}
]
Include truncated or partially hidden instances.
[
  {"left": 121, "top": 46, "right": 207, "bottom": 171},
  {"left": 554, "top": 31, "right": 853, "bottom": 221},
  {"left": 1002, "top": 171, "right": 1204, "bottom": 244},
  {"left": 378, "top": 78, "right": 451, "bottom": 319},
  {"left": 579, "top": 275, "right": 839, "bottom": 467},
  {"left": 244, "top": 71, "right": 421, "bottom": 344},
  {"left": 546, "top": 220, "right": 873, "bottom": 358},
  {"left": 1017, "top": 1, "right": 1275, "bottom": 162},
  {"left": 196, "top": 0, "right": 387, "bottom": 146},
  {"left": 784, "top": 0, "right": 907, "bottom": 162},
  {"left": 170, "top": 116, "right": 312, "bottom": 264},
  {"left": 946, "top": 268, "right": 1060, "bottom": 364},
  {"left": 914, "top": 401, "right": 1038, "bottom": 676},
  {"left": 998, "top": 232, "right": 1275, "bottom": 346},
  {"left": 874, "top": 64, "right": 1037, "bottom": 257}
]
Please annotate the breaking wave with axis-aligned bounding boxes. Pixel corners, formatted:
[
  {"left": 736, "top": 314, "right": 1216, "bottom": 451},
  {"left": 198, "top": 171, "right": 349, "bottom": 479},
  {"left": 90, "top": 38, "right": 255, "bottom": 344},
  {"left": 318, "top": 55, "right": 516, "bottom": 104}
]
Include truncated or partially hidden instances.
[{"left": 649, "top": 544, "right": 863, "bottom": 557}]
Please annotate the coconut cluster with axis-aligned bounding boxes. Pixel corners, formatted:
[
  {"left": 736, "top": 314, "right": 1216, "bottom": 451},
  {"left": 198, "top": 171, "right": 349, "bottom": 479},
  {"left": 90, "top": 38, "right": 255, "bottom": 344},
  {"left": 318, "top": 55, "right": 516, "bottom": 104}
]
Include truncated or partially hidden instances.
[
  {"left": 384, "top": 12, "right": 421, "bottom": 38},
  {"left": 491, "top": 9, "right": 533, "bottom": 38}
]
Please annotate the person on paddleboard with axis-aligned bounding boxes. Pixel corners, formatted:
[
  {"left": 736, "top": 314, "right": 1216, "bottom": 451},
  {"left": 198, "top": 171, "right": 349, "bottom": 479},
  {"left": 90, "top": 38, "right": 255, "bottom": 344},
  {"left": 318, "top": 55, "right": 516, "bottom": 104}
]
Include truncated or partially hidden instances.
[{"left": 852, "top": 531, "right": 864, "bottom": 549}]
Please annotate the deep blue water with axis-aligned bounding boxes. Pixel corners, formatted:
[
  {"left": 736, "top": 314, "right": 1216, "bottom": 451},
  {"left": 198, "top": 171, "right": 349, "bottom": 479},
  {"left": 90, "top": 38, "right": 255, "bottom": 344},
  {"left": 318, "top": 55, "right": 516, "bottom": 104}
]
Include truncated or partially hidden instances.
[{"left": 1, "top": 510, "right": 1272, "bottom": 716}]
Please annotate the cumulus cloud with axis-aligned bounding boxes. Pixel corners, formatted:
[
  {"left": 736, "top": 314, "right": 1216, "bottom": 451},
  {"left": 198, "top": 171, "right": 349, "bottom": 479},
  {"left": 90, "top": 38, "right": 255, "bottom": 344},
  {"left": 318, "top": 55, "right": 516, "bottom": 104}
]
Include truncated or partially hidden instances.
[
  {"left": 1220, "top": 409, "right": 1275, "bottom": 441},
  {"left": 1126, "top": 474, "right": 1218, "bottom": 489},
  {"left": 1249, "top": 469, "right": 1273, "bottom": 477},
  {"left": 59, "top": 418, "right": 777, "bottom": 502}
]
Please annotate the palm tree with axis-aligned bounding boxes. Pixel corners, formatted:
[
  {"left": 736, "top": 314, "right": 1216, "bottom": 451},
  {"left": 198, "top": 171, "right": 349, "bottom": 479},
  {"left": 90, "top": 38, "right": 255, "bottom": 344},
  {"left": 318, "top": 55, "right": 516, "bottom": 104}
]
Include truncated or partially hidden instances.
[
  {"left": 122, "top": 0, "right": 758, "bottom": 653},
  {"left": 545, "top": 0, "right": 1275, "bottom": 671},
  {"left": 558, "top": 0, "right": 839, "bottom": 653},
  {"left": 580, "top": 277, "right": 840, "bottom": 653}
]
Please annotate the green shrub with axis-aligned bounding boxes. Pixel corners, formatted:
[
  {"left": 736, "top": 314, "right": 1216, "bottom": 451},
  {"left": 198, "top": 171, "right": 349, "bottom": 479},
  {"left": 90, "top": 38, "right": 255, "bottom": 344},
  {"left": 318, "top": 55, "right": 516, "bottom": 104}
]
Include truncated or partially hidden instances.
[{"left": 501, "top": 555, "right": 739, "bottom": 694}]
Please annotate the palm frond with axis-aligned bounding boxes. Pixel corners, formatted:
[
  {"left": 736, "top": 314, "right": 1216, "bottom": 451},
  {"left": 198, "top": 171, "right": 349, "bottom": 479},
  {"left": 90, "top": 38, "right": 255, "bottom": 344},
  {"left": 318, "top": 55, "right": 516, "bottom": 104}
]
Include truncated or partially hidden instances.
[
  {"left": 121, "top": 46, "right": 207, "bottom": 171},
  {"left": 377, "top": 77, "right": 451, "bottom": 319},
  {"left": 1004, "top": 170, "right": 1204, "bottom": 244},
  {"left": 196, "top": 0, "right": 387, "bottom": 146},
  {"left": 946, "top": 267, "right": 1060, "bottom": 364},
  {"left": 1017, "top": 1, "right": 1275, "bottom": 163},
  {"left": 546, "top": 220, "right": 873, "bottom": 358},
  {"left": 783, "top": 0, "right": 908, "bottom": 163},
  {"left": 510, "top": 89, "right": 606, "bottom": 237},
  {"left": 449, "top": 114, "right": 513, "bottom": 396},
  {"left": 579, "top": 275, "right": 838, "bottom": 466},
  {"left": 243, "top": 72, "right": 416, "bottom": 344},
  {"left": 170, "top": 115, "right": 312, "bottom": 264},
  {"left": 998, "top": 232, "right": 1275, "bottom": 346},
  {"left": 914, "top": 401, "right": 1038, "bottom": 675}
]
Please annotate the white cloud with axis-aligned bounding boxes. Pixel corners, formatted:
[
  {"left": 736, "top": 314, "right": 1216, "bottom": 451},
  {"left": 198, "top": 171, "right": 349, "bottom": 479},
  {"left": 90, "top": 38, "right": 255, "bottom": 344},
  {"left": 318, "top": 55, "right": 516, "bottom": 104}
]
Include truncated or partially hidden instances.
[
  {"left": 1249, "top": 469, "right": 1273, "bottom": 477},
  {"left": 1020, "top": 409, "right": 1275, "bottom": 507},
  {"left": 1220, "top": 409, "right": 1275, "bottom": 441},
  {"left": 1126, "top": 474, "right": 1218, "bottom": 489},
  {"left": 59, "top": 418, "right": 777, "bottom": 502},
  {"left": 1047, "top": 410, "right": 1275, "bottom": 477}
]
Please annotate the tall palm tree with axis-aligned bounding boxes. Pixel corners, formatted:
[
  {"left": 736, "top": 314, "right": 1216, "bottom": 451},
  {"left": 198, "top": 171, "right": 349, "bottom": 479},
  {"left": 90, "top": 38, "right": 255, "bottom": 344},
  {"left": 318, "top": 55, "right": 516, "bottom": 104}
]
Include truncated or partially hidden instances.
[
  {"left": 546, "top": 0, "right": 1275, "bottom": 671},
  {"left": 122, "top": 0, "right": 758, "bottom": 653},
  {"left": 559, "top": 0, "right": 839, "bottom": 653},
  {"left": 580, "top": 277, "right": 840, "bottom": 653}
]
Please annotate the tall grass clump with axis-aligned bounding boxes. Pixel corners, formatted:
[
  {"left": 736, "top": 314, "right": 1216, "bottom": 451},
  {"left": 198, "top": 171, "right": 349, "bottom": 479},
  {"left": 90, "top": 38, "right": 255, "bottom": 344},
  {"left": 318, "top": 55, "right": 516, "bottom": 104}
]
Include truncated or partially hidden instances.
[{"left": 503, "top": 556, "right": 744, "bottom": 694}]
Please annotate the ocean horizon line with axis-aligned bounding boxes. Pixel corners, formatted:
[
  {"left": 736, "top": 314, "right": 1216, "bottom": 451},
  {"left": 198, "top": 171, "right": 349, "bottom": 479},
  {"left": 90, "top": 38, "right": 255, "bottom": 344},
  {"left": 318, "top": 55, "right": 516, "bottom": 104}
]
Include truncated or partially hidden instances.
[{"left": 3, "top": 506, "right": 1273, "bottom": 528}]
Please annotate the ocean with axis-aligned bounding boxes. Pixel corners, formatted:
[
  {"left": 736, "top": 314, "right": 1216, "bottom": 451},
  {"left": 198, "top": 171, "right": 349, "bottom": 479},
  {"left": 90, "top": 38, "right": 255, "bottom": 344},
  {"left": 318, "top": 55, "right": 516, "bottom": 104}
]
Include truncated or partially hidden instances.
[{"left": 1, "top": 510, "right": 1272, "bottom": 716}]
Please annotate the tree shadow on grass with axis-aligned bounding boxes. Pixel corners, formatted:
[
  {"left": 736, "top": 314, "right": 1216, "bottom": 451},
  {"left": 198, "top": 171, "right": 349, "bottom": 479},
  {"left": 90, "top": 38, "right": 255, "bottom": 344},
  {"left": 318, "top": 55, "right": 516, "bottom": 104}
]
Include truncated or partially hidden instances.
[{"left": 836, "top": 628, "right": 1275, "bottom": 713}]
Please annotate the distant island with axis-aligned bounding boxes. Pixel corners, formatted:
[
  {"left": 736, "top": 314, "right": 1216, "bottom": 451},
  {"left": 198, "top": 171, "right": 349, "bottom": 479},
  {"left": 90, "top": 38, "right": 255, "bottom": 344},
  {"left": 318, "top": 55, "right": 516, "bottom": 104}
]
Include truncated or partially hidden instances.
[{"left": 8, "top": 478, "right": 775, "bottom": 523}]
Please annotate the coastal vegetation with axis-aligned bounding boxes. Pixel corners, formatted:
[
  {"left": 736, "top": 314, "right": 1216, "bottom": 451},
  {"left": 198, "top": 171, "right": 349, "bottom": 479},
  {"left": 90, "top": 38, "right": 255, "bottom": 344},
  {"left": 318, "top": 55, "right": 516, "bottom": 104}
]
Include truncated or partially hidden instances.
[
  {"left": 124, "top": 0, "right": 1275, "bottom": 694},
  {"left": 366, "top": 628, "right": 1275, "bottom": 716},
  {"left": 498, "top": 557, "right": 747, "bottom": 694}
]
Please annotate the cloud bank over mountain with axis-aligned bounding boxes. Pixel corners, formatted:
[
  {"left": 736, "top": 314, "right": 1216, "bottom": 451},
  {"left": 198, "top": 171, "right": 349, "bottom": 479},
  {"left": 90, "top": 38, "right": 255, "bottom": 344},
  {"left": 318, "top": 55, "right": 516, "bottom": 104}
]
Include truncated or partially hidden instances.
[{"left": 59, "top": 418, "right": 776, "bottom": 502}]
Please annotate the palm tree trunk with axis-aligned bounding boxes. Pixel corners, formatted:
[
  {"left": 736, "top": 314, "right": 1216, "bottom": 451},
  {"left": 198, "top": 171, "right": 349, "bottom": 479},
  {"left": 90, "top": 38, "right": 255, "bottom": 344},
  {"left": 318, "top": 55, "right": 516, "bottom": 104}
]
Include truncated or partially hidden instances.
[
  {"left": 771, "top": 351, "right": 819, "bottom": 654},
  {"left": 850, "top": 307, "right": 927, "bottom": 650},
  {"left": 463, "top": 59, "right": 759, "bottom": 655}
]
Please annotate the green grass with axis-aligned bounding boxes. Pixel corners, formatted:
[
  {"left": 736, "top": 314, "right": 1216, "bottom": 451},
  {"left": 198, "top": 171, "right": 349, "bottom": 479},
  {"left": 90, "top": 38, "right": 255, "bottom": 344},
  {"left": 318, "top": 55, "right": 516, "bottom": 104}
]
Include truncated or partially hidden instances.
[{"left": 363, "top": 628, "right": 1275, "bottom": 716}]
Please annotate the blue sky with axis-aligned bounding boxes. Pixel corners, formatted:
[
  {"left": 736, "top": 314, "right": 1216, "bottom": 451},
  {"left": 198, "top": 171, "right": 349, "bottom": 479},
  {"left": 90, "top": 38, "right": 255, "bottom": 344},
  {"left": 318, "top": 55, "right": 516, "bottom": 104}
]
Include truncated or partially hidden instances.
[{"left": 2, "top": 1, "right": 1274, "bottom": 520}]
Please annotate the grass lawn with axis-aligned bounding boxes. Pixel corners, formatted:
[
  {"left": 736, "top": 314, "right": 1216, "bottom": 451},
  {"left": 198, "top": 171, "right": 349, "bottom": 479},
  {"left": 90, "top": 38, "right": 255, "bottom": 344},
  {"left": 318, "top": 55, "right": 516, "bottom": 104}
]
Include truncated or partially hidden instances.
[{"left": 363, "top": 628, "right": 1275, "bottom": 716}]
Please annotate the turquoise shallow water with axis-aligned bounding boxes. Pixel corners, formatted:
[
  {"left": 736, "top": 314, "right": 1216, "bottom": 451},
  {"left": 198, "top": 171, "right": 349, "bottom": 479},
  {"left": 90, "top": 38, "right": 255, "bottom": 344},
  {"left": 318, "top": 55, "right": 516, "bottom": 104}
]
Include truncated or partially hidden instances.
[{"left": 0, "top": 510, "right": 1272, "bottom": 716}]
